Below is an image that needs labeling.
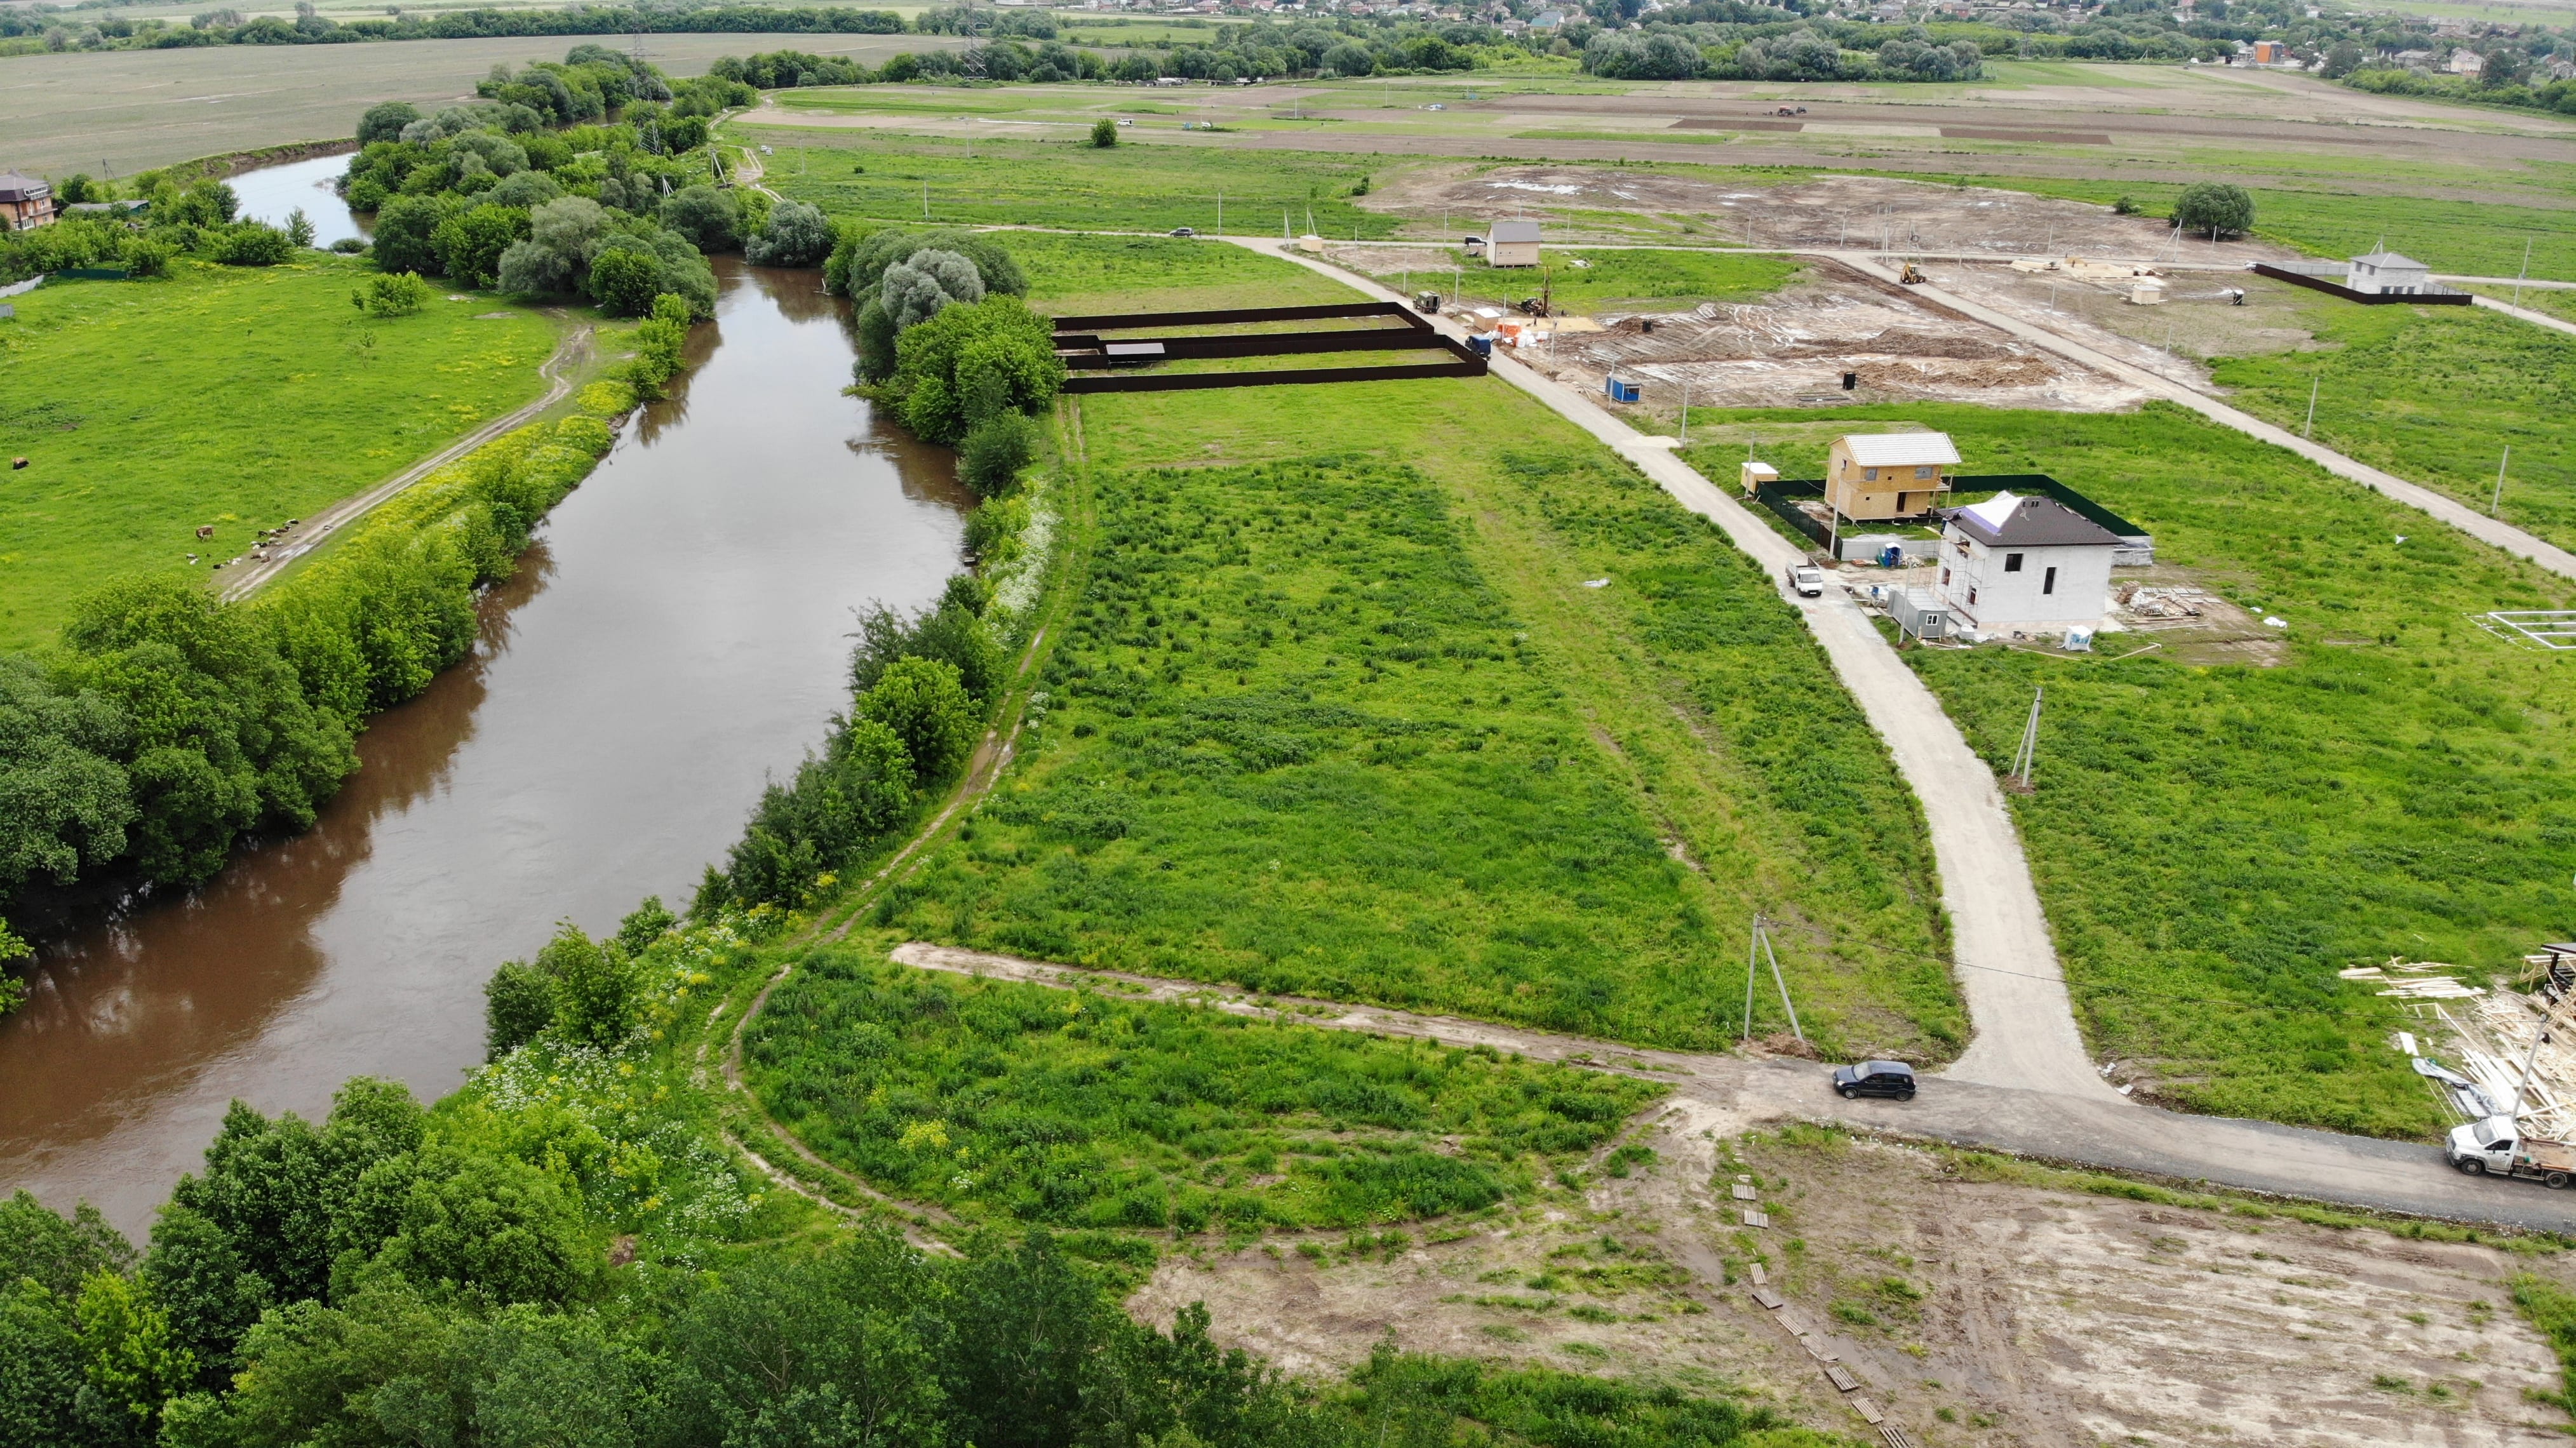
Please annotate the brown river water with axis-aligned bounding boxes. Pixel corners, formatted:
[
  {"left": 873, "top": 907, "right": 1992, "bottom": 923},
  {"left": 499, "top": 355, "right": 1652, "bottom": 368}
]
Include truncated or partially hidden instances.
[{"left": 0, "top": 257, "right": 971, "bottom": 1238}]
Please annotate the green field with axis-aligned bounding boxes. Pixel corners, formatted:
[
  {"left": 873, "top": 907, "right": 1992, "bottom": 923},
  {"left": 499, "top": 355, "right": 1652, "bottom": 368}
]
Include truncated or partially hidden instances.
[
  {"left": 1353, "top": 246, "right": 1799, "bottom": 312},
  {"left": 741, "top": 129, "right": 1403, "bottom": 238},
  {"left": 2210, "top": 301, "right": 2576, "bottom": 556},
  {"left": 744, "top": 951, "right": 1662, "bottom": 1232},
  {"left": 0, "top": 258, "right": 561, "bottom": 649},
  {"left": 1010, "top": 231, "right": 1363, "bottom": 314},
  {"left": 868, "top": 377, "right": 1959, "bottom": 1062},
  {"left": 1690, "top": 401, "right": 2576, "bottom": 1137}
]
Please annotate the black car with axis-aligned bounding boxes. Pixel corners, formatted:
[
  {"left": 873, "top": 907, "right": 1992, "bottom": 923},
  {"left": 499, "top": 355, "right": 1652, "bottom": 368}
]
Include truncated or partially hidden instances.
[{"left": 1833, "top": 1061, "right": 1917, "bottom": 1101}]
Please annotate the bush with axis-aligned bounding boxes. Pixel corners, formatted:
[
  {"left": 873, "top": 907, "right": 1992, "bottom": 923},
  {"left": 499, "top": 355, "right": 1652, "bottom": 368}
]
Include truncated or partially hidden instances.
[
  {"left": 121, "top": 236, "right": 175, "bottom": 278},
  {"left": 2172, "top": 181, "right": 2255, "bottom": 240},
  {"left": 854, "top": 297, "right": 898, "bottom": 384},
  {"left": 208, "top": 221, "right": 294, "bottom": 266},
  {"left": 881, "top": 246, "right": 983, "bottom": 328},
  {"left": 1090, "top": 117, "right": 1118, "bottom": 147},
  {"left": 430, "top": 202, "right": 528, "bottom": 288},
  {"left": 659, "top": 184, "right": 741, "bottom": 252},
  {"left": 721, "top": 720, "right": 916, "bottom": 908},
  {"left": 1583, "top": 30, "right": 1703, "bottom": 79},
  {"left": 353, "top": 270, "right": 437, "bottom": 318},
  {"left": 742, "top": 199, "right": 831, "bottom": 267},
  {"left": 856, "top": 657, "right": 977, "bottom": 785},
  {"left": 960, "top": 412, "right": 1038, "bottom": 499},
  {"left": 372, "top": 194, "right": 459, "bottom": 276},
  {"left": 482, "top": 959, "right": 558, "bottom": 1060},
  {"left": 357, "top": 100, "right": 421, "bottom": 144},
  {"left": 884, "top": 294, "right": 1063, "bottom": 446},
  {"left": 1321, "top": 41, "right": 1374, "bottom": 76}
]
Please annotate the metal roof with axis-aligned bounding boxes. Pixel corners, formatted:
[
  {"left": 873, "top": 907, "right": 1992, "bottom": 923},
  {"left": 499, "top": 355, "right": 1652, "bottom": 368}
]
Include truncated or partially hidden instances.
[
  {"left": 2352, "top": 250, "right": 2426, "bottom": 269},
  {"left": 1945, "top": 492, "right": 2121, "bottom": 548},
  {"left": 0, "top": 172, "right": 50, "bottom": 202},
  {"left": 1837, "top": 431, "right": 1961, "bottom": 467},
  {"left": 1490, "top": 220, "right": 1541, "bottom": 244}
]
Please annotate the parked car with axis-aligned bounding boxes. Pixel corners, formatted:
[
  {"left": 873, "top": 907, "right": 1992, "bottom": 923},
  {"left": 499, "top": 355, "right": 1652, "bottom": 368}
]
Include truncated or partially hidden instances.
[
  {"left": 1170, "top": 227, "right": 1196, "bottom": 237},
  {"left": 1833, "top": 1061, "right": 1917, "bottom": 1100},
  {"left": 1786, "top": 564, "right": 1825, "bottom": 597}
]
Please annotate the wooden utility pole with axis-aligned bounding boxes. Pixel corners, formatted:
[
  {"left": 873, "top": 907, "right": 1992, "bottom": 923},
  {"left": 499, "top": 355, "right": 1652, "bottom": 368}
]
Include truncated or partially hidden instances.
[{"left": 2009, "top": 687, "right": 2044, "bottom": 789}]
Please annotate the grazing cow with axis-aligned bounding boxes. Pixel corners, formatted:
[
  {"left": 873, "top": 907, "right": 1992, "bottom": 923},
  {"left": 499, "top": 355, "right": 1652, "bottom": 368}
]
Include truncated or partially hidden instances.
[{"left": 196, "top": 525, "right": 215, "bottom": 540}]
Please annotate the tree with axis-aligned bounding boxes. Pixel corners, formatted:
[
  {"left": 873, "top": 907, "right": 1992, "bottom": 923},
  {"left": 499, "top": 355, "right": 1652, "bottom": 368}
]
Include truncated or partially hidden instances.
[
  {"left": 885, "top": 295, "right": 1063, "bottom": 446},
  {"left": 352, "top": 271, "right": 435, "bottom": 318},
  {"left": 743, "top": 199, "right": 832, "bottom": 267},
  {"left": 0, "top": 1191, "right": 135, "bottom": 1299},
  {"left": 2171, "top": 181, "right": 2254, "bottom": 241},
  {"left": 371, "top": 1151, "right": 593, "bottom": 1307},
  {"left": 1321, "top": 41, "right": 1374, "bottom": 76},
  {"left": 356, "top": 100, "right": 421, "bottom": 144},
  {"left": 584, "top": 242, "right": 664, "bottom": 316},
  {"left": 0, "top": 654, "right": 134, "bottom": 900},
  {"left": 854, "top": 297, "right": 899, "bottom": 384},
  {"left": 960, "top": 412, "right": 1038, "bottom": 500},
  {"left": 2322, "top": 38, "right": 2365, "bottom": 77},
  {"left": 482, "top": 960, "right": 557, "bottom": 1061},
  {"left": 73, "top": 1271, "right": 196, "bottom": 1444},
  {"left": 856, "top": 658, "right": 977, "bottom": 785},
  {"left": 209, "top": 222, "right": 294, "bottom": 266},
  {"left": 284, "top": 208, "right": 315, "bottom": 248},
  {"left": 659, "top": 184, "right": 741, "bottom": 252},
  {"left": 1113, "top": 52, "right": 1160, "bottom": 83},
  {"left": 881, "top": 248, "right": 984, "bottom": 328},
  {"left": 536, "top": 922, "right": 638, "bottom": 1049},
  {"left": 1090, "top": 117, "right": 1119, "bottom": 147},
  {"left": 721, "top": 720, "right": 915, "bottom": 908},
  {"left": 371, "top": 194, "right": 459, "bottom": 276},
  {"left": 431, "top": 203, "right": 528, "bottom": 289}
]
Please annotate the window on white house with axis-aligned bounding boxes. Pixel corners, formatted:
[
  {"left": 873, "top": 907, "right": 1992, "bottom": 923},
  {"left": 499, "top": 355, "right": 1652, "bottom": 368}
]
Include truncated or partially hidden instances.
[
  {"left": 2043, "top": 566, "right": 2057, "bottom": 595},
  {"left": 2004, "top": 553, "right": 2024, "bottom": 573}
]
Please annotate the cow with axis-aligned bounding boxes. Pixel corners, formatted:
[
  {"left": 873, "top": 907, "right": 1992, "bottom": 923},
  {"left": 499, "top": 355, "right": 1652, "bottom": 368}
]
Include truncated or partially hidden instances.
[{"left": 196, "top": 525, "right": 215, "bottom": 540}]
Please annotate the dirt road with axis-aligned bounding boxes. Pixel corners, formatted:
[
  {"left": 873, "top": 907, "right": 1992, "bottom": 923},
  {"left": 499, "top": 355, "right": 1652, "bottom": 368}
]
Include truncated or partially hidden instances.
[
  {"left": 894, "top": 941, "right": 2576, "bottom": 1233},
  {"left": 218, "top": 321, "right": 593, "bottom": 601}
]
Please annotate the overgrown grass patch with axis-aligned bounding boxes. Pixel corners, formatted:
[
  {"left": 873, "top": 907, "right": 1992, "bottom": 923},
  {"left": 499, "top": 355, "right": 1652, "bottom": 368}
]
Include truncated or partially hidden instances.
[
  {"left": 743, "top": 951, "right": 1662, "bottom": 1231},
  {"left": 0, "top": 257, "right": 561, "bottom": 648},
  {"left": 2210, "top": 300, "right": 2576, "bottom": 554},
  {"left": 743, "top": 129, "right": 1400, "bottom": 238},
  {"left": 877, "top": 380, "right": 1958, "bottom": 1057},
  {"left": 1009, "top": 231, "right": 1364, "bottom": 314},
  {"left": 1697, "top": 400, "right": 2576, "bottom": 1136},
  {"left": 1356, "top": 246, "right": 1800, "bottom": 312}
]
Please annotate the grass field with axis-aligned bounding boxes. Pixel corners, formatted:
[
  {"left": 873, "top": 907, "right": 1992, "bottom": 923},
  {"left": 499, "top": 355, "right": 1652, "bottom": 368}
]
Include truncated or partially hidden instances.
[
  {"left": 0, "top": 257, "right": 561, "bottom": 650},
  {"left": 742, "top": 130, "right": 1404, "bottom": 238},
  {"left": 1350, "top": 246, "right": 1801, "bottom": 312},
  {"left": 1010, "top": 231, "right": 1363, "bottom": 314},
  {"left": 744, "top": 950, "right": 1663, "bottom": 1232},
  {"left": 866, "top": 376, "right": 1959, "bottom": 1062},
  {"left": 2209, "top": 300, "right": 2576, "bottom": 557},
  {"left": 1689, "top": 401, "right": 2576, "bottom": 1137}
]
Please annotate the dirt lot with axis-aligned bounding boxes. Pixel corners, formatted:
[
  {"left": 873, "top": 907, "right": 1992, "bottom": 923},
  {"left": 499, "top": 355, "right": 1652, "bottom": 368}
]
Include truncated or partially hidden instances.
[
  {"left": 1929, "top": 263, "right": 2330, "bottom": 392},
  {"left": 1132, "top": 1104, "right": 2576, "bottom": 1447},
  {"left": 1369, "top": 168, "right": 2307, "bottom": 264},
  {"left": 1320, "top": 239, "right": 2143, "bottom": 413}
]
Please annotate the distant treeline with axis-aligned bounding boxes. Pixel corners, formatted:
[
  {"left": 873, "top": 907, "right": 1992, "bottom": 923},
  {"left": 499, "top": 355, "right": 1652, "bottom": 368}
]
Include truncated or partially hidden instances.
[{"left": 0, "top": 3, "right": 908, "bottom": 49}]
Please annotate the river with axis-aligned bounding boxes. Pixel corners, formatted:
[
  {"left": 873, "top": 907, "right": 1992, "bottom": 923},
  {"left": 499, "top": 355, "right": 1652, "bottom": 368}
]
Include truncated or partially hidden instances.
[
  {"left": 0, "top": 250, "right": 971, "bottom": 1238},
  {"left": 225, "top": 152, "right": 365, "bottom": 248}
]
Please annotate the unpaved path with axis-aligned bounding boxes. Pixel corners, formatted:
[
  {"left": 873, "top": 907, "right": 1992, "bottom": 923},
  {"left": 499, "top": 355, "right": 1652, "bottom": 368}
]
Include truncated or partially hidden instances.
[
  {"left": 1233, "top": 233, "right": 2109, "bottom": 1105},
  {"left": 218, "top": 321, "right": 594, "bottom": 600},
  {"left": 891, "top": 941, "right": 2576, "bottom": 1233}
]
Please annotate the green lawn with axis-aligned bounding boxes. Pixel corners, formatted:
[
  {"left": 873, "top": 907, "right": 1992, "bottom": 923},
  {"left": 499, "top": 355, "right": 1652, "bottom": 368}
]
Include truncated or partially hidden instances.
[
  {"left": 744, "top": 949, "right": 1663, "bottom": 1233},
  {"left": 1690, "top": 401, "right": 2576, "bottom": 1138},
  {"left": 873, "top": 377, "right": 1959, "bottom": 1062},
  {"left": 0, "top": 257, "right": 561, "bottom": 649},
  {"left": 738, "top": 129, "right": 1402, "bottom": 238},
  {"left": 2210, "top": 301, "right": 2576, "bottom": 557},
  {"left": 1009, "top": 231, "right": 1363, "bottom": 314}
]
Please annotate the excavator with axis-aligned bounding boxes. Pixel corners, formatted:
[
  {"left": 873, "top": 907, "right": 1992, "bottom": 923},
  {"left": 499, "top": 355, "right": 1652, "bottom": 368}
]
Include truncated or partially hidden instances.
[{"left": 1897, "top": 262, "right": 1928, "bottom": 286}]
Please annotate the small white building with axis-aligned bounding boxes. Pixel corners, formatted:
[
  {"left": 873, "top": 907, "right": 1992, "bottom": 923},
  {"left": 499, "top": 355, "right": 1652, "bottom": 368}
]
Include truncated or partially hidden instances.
[
  {"left": 1933, "top": 491, "right": 2119, "bottom": 633},
  {"left": 1488, "top": 220, "right": 1541, "bottom": 267},
  {"left": 2347, "top": 250, "right": 2432, "bottom": 295}
]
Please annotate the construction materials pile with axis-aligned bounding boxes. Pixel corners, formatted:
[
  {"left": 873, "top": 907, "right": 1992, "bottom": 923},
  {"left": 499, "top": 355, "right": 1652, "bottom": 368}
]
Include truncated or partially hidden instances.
[{"left": 2385, "top": 950, "right": 2576, "bottom": 1134}]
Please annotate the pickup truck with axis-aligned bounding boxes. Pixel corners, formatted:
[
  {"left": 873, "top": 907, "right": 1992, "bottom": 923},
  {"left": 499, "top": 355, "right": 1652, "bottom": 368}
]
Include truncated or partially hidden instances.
[
  {"left": 1785, "top": 565, "right": 1825, "bottom": 598},
  {"left": 2447, "top": 1116, "right": 2576, "bottom": 1188}
]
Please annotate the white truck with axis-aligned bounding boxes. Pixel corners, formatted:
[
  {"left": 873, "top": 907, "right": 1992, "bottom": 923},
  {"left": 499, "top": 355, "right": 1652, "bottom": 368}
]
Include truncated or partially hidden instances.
[{"left": 2446, "top": 1116, "right": 2576, "bottom": 1188}]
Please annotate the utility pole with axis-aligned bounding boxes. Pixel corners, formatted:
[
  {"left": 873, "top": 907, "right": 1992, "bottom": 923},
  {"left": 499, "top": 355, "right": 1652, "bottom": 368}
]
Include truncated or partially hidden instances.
[
  {"left": 1761, "top": 920, "right": 1803, "bottom": 1045},
  {"left": 2009, "top": 686, "right": 2043, "bottom": 789},
  {"left": 2304, "top": 375, "right": 2319, "bottom": 439},
  {"left": 2517, "top": 236, "right": 2533, "bottom": 308},
  {"left": 923, "top": 181, "right": 929, "bottom": 221},
  {"left": 2493, "top": 445, "right": 2512, "bottom": 516},
  {"left": 1216, "top": 191, "right": 1222, "bottom": 237},
  {"left": 1678, "top": 376, "right": 1689, "bottom": 446},
  {"left": 1743, "top": 914, "right": 1761, "bottom": 1045}
]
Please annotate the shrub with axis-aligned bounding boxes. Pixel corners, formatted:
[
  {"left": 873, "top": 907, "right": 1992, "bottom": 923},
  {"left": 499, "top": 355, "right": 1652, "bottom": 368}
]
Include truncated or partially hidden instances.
[
  {"left": 208, "top": 221, "right": 293, "bottom": 266},
  {"left": 353, "top": 270, "right": 437, "bottom": 318},
  {"left": 121, "top": 236, "right": 175, "bottom": 278},
  {"left": 880, "top": 247, "right": 983, "bottom": 328},
  {"left": 960, "top": 412, "right": 1038, "bottom": 499},
  {"left": 357, "top": 100, "right": 422, "bottom": 144},
  {"left": 885, "top": 295, "right": 1063, "bottom": 446},
  {"left": 721, "top": 720, "right": 916, "bottom": 908},
  {"left": 482, "top": 959, "right": 557, "bottom": 1060},
  {"left": 1090, "top": 118, "right": 1118, "bottom": 147},
  {"left": 742, "top": 199, "right": 832, "bottom": 267},
  {"left": 659, "top": 184, "right": 741, "bottom": 252},
  {"left": 856, "top": 657, "right": 977, "bottom": 785}
]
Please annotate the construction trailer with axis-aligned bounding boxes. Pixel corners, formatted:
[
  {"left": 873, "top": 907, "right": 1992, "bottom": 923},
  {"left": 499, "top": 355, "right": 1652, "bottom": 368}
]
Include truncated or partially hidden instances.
[
  {"left": 1488, "top": 220, "right": 1541, "bottom": 267},
  {"left": 1826, "top": 431, "right": 1960, "bottom": 522}
]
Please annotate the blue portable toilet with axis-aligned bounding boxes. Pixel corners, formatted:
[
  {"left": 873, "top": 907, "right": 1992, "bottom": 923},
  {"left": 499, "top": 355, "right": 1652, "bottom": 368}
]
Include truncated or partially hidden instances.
[
  {"left": 1605, "top": 377, "right": 1641, "bottom": 403},
  {"left": 1879, "top": 544, "right": 1903, "bottom": 568}
]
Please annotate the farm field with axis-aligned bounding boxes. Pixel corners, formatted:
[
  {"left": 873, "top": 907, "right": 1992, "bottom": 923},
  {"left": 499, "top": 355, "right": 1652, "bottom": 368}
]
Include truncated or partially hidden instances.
[
  {"left": 2208, "top": 300, "right": 2576, "bottom": 557},
  {"left": 0, "top": 32, "right": 962, "bottom": 175},
  {"left": 0, "top": 257, "right": 561, "bottom": 650},
  {"left": 742, "top": 949, "right": 1663, "bottom": 1232},
  {"left": 1687, "top": 401, "right": 2576, "bottom": 1137},
  {"left": 871, "top": 376, "right": 1961, "bottom": 1062}
]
